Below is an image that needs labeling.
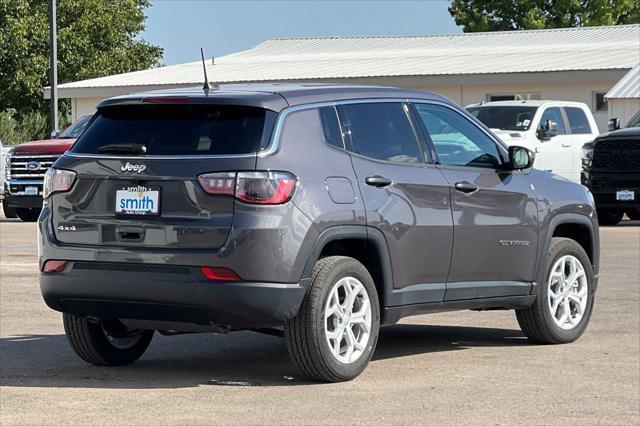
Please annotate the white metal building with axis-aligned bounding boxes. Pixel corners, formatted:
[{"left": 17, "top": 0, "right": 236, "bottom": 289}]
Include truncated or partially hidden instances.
[
  {"left": 45, "top": 24, "right": 640, "bottom": 132},
  {"left": 605, "top": 63, "right": 640, "bottom": 126}
]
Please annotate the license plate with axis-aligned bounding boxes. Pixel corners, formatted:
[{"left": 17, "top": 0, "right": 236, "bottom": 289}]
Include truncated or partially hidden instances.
[
  {"left": 115, "top": 185, "right": 160, "bottom": 216},
  {"left": 616, "top": 190, "right": 635, "bottom": 201},
  {"left": 25, "top": 186, "right": 38, "bottom": 196}
]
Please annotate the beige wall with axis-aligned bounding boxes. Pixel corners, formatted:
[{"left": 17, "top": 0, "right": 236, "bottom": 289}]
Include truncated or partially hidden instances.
[
  {"left": 609, "top": 98, "right": 640, "bottom": 127},
  {"left": 71, "top": 97, "right": 103, "bottom": 121},
  {"left": 69, "top": 74, "right": 623, "bottom": 132}
]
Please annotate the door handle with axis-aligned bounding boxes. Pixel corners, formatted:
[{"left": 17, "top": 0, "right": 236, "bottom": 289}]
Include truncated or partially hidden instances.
[
  {"left": 454, "top": 181, "right": 479, "bottom": 194},
  {"left": 365, "top": 176, "right": 393, "bottom": 187},
  {"left": 561, "top": 143, "right": 572, "bottom": 147}
]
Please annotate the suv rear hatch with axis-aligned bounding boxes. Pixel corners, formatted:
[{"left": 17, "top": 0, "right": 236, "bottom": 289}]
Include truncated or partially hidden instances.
[{"left": 50, "top": 102, "right": 278, "bottom": 249}]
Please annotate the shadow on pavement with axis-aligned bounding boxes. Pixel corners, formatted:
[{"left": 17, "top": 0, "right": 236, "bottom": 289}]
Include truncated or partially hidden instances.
[{"left": 0, "top": 324, "right": 527, "bottom": 389}]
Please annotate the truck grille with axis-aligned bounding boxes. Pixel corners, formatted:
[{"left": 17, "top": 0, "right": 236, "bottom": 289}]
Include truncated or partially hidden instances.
[
  {"left": 7, "top": 154, "right": 59, "bottom": 195},
  {"left": 591, "top": 177, "right": 640, "bottom": 190},
  {"left": 593, "top": 139, "right": 640, "bottom": 170}
]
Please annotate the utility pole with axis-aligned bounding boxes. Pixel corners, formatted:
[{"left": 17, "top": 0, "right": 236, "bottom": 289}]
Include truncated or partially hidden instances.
[{"left": 49, "top": 0, "right": 58, "bottom": 133}]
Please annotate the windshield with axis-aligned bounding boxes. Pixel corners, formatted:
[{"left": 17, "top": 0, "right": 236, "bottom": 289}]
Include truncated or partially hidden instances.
[
  {"left": 59, "top": 115, "right": 92, "bottom": 138},
  {"left": 627, "top": 111, "right": 640, "bottom": 128},
  {"left": 467, "top": 106, "right": 538, "bottom": 131},
  {"left": 71, "top": 104, "right": 275, "bottom": 156}
]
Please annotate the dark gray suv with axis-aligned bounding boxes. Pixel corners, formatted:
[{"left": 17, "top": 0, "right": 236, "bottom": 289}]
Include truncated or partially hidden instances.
[{"left": 38, "top": 84, "right": 599, "bottom": 382}]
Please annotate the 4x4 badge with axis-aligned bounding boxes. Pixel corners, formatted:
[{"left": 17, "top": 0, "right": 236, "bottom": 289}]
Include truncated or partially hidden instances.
[{"left": 120, "top": 162, "right": 146, "bottom": 174}]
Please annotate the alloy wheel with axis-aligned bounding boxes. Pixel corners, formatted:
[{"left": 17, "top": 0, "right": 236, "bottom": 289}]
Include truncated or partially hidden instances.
[
  {"left": 324, "top": 276, "right": 372, "bottom": 364},
  {"left": 547, "top": 255, "right": 589, "bottom": 330}
]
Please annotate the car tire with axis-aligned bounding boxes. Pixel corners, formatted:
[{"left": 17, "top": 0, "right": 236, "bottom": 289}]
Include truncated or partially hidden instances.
[
  {"left": 63, "top": 314, "right": 154, "bottom": 366},
  {"left": 626, "top": 209, "right": 640, "bottom": 221},
  {"left": 285, "top": 256, "right": 380, "bottom": 382},
  {"left": 516, "top": 237, "right": 595, "bottom": 344},
  {"left": 597, "top": 208, "right": 623, "bottom": 226},
  {"left": 15, "top": 207, "right": 41, "bottom": 222},
  {"left": 2, "top": 203, "right": 17, "bottom": 219}
]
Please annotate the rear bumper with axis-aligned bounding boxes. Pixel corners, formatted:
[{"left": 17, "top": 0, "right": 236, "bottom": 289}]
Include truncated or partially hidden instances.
[
  {"left": 40, "top": 262, "right": 307, "bottom": 329},
  {"left": 4, "top": 194, "right": 43, "bottom": 209}
]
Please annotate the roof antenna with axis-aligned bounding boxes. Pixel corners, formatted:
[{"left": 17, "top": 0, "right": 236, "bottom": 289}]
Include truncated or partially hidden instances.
[{"left": 200, "top": 47, "right": 211, "bottom": 94}]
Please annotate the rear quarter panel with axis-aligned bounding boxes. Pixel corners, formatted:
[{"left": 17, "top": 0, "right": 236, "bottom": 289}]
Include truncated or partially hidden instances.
[{"left": 257, "top": 107, "right": 367, "bottom": 281}]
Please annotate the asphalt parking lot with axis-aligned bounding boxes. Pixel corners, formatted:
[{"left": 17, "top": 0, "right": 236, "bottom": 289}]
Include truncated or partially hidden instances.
[{"left": 0, "top": 213, "right": 638, "bottom": 425}]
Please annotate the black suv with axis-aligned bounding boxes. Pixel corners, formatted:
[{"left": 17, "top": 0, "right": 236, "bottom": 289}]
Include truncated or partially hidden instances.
[
  {"left": 581, "top": 112, "right": 640, "bottom": 225},
  {"left": 39, "top": 85, "right": 599, "bottom": 382}
]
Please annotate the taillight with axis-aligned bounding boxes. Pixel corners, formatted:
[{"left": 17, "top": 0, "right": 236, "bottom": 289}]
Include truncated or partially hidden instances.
[
  {"left": 43, "top": 168, "right": 76, "bottom": 198},
  {"left": 197, "top": 171, "right": 297, "bottom": 205},
  {"left": 43, "top": 260, "right": 67, "bottom": 273},
  {"left": 236, "top": 171, "right": 296, "bottom": 205},
  {"left": 197, "top": 172, "right": 236, "bottom": 196},
  {"left": 201, "top": 266, "right": 241, "bottom": 281}
]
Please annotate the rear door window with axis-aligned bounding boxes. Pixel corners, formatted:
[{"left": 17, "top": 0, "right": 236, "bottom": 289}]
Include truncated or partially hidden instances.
[
  {"left": 71, "top": 104, "right": 275, "bottom": 155},
  {"left": 338, "top": 103, "right": 423, "bottom": 163},
  {"left": 564, "top": 107, "right": 592, "bottom": 134}
]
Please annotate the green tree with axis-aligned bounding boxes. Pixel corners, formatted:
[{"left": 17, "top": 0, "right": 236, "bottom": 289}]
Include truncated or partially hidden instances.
[
  {"left": 0, "top": 0, "right": 162, "bottom": 119},
  {"left": 449, "top": 0, "right": 640, "bottom": 32}
]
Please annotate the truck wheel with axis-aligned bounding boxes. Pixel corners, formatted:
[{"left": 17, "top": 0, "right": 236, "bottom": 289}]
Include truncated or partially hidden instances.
[
  {"left": 516, "top": 237, "right": 595, "bottom": 344},
  {"left": 2, "top": 203, "right": 17, "bottom": 219},
  {"left": 285, "top": 256, "right": 380, "bottom": 382},
  {"left": 15, "top": 207, "right": 41, "bottom": 222},
  {"left": 597, "top": 208, "right": 623, "bottom": 226},
  {"left": 626, "top": 209, "right": 640, "bottom": 221},
  {"left": 63, "top": 314, "right": 154, "bottom": 366}
]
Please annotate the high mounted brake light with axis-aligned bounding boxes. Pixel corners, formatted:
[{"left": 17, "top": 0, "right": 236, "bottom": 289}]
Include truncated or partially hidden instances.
[
  {"left": 142, "top": 96, "right": 191, "bottom": 103},
  {"left": 197, "top": 171, "right": 297, "bottom": 205}
]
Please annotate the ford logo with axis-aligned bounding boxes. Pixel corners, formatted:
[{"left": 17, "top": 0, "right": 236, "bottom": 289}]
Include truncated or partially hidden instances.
[{"left": 26, "top": 161, "right": 41, "bottom": 171}]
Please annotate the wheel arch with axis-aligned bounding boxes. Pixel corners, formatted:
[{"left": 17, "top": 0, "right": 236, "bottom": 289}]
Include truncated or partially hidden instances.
[
  {"left": 301, "top": 226, "right": 394, "bottom": 321},
  {"left": 537, "top": 213, "right": 599, "bottom": 285}
]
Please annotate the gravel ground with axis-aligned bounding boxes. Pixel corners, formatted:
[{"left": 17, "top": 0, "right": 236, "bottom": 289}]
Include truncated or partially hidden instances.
[{"left": 1, "top": 212, "right": 638, "bottom": 425}]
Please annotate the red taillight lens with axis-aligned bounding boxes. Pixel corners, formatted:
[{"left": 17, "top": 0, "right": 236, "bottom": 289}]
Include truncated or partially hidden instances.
[
  {"left": 201, "top": 266, "right": 241, "bottom": 281},
  {"left": 197, "top": 171, "right": 297, "bottom": 205},
  {"left": 43, "top": 260, "right": 67, "bottom": 273},
  {"left": 236, "top": 171, "right": 297, "bottom": 205},
  {"left": 197, "top": 172, "right": 236, "bottom": 195},
  {"left": 43, "top": 168, "right": 76, "bottom": 198}
]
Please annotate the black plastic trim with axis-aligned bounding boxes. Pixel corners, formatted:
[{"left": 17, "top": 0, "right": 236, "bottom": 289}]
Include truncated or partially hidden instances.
[
  {"left": 383, "top": 295, "right": 536, "bottom": 325},
  {"left": 537, "top": 213, "right": 599, "bottom": 286}
]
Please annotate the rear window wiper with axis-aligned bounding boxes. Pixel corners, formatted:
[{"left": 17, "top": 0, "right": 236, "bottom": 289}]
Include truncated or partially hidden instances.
[{"left": 98, "top": 143, "right": 147, "bottom": 155}]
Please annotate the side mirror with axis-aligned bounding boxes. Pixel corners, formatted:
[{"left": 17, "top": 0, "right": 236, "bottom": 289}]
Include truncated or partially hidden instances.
[
  {"left": 537, "top": 119, "right": 558, "bottom": 141},
  {"left": 508, "top": 146, "right": 535, "bottom": 170},
  {"left": 50, "top": 129, "right": 61, "bottom": 139},
  {"left": 608, "top": 118, "right": 621, "bottom": 131}
]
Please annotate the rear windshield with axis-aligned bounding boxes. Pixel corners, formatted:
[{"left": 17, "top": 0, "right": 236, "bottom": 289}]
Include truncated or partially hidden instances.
[
  {"left": 71, "top": 104, "right": 276, "bottom": 155},
  {"left": 467, "top": 106, "right": 538, "bottom": 131}
]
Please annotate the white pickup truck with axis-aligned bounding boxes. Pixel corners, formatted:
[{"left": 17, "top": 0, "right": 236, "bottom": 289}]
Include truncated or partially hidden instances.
[{"left": 467, "top": 100, "right": 599, "bottom": 183}]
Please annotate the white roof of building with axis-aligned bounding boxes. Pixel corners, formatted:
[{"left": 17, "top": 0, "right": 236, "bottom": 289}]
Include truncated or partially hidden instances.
[
  {"left": 55, "top": 24, "right": 640, "bottom": 93},
  {"left": 606, "top": 63, "right": 640, "bottom": 99}
]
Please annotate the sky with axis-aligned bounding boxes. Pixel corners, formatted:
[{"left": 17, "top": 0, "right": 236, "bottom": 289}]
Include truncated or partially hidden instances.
[{"left": 143, "top": 0, "right": 462, "bottom": 65}]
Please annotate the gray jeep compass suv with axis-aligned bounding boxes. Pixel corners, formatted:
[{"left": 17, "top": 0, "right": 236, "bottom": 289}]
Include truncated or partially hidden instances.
[{"left": 39, "top": 84, "right": 599, "bottom": 382}]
